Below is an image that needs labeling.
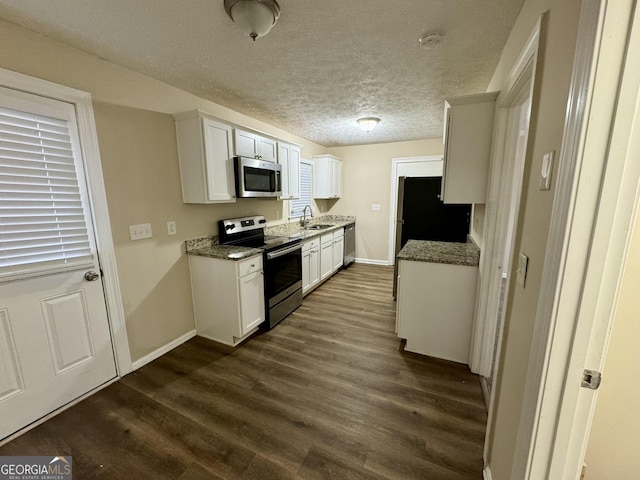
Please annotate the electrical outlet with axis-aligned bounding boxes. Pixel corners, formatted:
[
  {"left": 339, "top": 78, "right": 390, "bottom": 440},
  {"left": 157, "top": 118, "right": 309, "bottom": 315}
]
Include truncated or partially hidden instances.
[
  {"left": 167, "top": 221, "right": 177, "bottom": 236},
  {"left": 129, "top": 223, "right": 153, "bottom": 241},
  {"left": 275, "top": 210, "right": 281, "bottom": 220},
  {"left": 372, "top": 203, "right": 381, "bottom": 211}
]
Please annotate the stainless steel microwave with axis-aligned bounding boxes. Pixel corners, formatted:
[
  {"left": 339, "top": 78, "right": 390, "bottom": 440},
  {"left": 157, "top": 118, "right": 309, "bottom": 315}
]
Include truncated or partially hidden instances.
[{"left": 234, "top": 156, "right": 282, "bottom": 198}]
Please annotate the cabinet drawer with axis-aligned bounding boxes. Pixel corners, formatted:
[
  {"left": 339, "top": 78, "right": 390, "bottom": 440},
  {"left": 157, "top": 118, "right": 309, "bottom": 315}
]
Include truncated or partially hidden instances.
[
  {"left": 320, "top": 232, "right": 333, "bottom": 245},
  {"left": 303, "top": 238, "right": 320, "bottom": 252},
  {"left": 238, "top": 255, "right": 263, "bottom": 277},
  {"left": 333, "top": 228, "right": 344, "bottom": 239}
]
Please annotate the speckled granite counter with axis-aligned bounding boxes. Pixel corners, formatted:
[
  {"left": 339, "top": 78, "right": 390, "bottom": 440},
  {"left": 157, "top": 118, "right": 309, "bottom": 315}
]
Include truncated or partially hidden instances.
[
  {"left": 265, "top": 215, "right": 355, "bottom": 240},
  {"left": 397, "top": 239, "right": 480, "bottom": 267},
  {"left": 185, "top": 236, "right": 262, "bottom": 261},
  {"left": 184, "top": 215, "right": 355, "bottom": 260}
]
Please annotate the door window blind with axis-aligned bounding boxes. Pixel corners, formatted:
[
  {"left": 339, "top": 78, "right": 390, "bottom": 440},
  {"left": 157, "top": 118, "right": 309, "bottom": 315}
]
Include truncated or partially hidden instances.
[
  {"left": 0, "top": 105, "right": 93, "bottom": 280},
  {"left": 290, "top": 160, "right": 313, "bottom": 219}
]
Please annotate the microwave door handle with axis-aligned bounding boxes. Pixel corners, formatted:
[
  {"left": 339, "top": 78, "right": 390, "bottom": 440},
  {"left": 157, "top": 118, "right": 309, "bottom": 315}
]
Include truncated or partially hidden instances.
[{"left": 267, "top": 244, "right": 302, "bottom": 260}]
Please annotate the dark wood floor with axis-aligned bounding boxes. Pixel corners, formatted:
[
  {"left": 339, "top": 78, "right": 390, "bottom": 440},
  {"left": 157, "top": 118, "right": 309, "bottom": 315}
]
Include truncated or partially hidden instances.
[{"left": 0, "top": 264, "right": 486, "bottom": 479}]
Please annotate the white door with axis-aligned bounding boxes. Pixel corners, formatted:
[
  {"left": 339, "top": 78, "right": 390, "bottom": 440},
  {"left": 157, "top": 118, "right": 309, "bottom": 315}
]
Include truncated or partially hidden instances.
[{"left": 0, "top": 87, "right": 116, "bottom": 441}]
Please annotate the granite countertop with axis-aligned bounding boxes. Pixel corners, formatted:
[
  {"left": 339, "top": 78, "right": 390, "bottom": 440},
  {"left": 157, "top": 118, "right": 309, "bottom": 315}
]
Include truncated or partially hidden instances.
[
  {"left": 185, "top": 237, "right": 262, "bottom": 261},
  {"left": 397, "top": 239, "right": 480, "bottom": 267},
  {"left": 185, "top": 215, "right": 355, "bottom": 261},
  {"left": 265, "top": 215, "right": 355, "bottom": 240}
]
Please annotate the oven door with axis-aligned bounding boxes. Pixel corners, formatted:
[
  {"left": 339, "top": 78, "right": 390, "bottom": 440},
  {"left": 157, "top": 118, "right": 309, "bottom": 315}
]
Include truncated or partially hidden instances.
[
  {"left": 235, "top": 156, "right": 282, "bottom": 198},
  {"left": 265, "top": 243, "right": 302, "bottom": 307}
]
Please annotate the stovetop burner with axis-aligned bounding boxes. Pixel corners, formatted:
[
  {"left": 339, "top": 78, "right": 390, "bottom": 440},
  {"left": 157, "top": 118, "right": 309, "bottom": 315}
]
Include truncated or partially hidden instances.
[{"left": 218, "top": 215, "right": 300, "bottom": 252}]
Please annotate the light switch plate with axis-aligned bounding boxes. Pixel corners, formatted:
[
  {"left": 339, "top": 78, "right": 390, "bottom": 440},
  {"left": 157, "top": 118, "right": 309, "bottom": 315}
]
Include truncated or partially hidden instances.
[
  {"left": 540, "top": 151, "right": 554, "bottom": 190},
  {"left": 167, "top": 221, "right": 177, "bottom": 236},
  {"left": 372, "top": 203, "right": 381, "bottom": 211},
  {"left": 129, "top": 223, "right": 153, "bottom": 241},
  {"left": 516, "top": 252, "right": 529, "bottom": 288}
]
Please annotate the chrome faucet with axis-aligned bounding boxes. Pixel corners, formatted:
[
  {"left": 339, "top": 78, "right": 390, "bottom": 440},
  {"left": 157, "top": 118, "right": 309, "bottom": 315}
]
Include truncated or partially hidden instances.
[{"left": 300, "top": 205, "right": 313, "bottom": 227}]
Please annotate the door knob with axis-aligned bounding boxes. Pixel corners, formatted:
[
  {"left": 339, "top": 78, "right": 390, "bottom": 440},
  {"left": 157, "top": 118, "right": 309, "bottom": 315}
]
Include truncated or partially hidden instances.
[{"left": 84, "top": 271, "right": 100, "bottom": 281}]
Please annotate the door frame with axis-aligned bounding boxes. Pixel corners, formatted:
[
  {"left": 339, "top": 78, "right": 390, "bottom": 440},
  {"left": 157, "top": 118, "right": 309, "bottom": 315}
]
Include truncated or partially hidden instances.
[
  {"left": 523, "top": 0, "right": 640, "bottom": 477},
  {"left": 470, "top": 18, "right": 541, "bottom": 380},
  {"left": 0, "top": 67, "right": 132, "bottom": 377},
  {"left": 388, "top": 155, "right": 443, "bottom": 265}
]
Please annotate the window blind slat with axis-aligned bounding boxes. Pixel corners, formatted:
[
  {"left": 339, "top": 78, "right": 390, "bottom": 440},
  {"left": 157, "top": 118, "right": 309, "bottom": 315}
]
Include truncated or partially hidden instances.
[
  {"left": 290, "top": 162, "right": 313, "bottom": 219},
  {"left": 0, "top": 104, "right": 92, "bottom": 280}
]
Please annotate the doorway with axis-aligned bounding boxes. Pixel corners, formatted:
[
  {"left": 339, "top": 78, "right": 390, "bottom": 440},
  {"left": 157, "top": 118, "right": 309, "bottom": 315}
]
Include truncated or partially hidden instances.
[
  {"left": 0, "top": 69, "right": 130, "bottom": 443},
  {"left": 388, "top": 156, "right": 443, "bottom": 266}
]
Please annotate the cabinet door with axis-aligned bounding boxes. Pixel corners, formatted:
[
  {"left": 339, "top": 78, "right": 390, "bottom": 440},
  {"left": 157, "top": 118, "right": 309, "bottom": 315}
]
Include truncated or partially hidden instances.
[
  {"left": 333, "top": 236, "right": 344, "bottom": 271},
  {"left": 302, "top": 248, "right": 311, "bottom": 294},
  {"left": 278, "top": 143, "right": 291, "bottom": 199},
  {"left": 258, "top": 136, "right": 277, "bottom": 162},
  {"left": 202, "top": 118, "right": 236, "bottom": 202},
  {"left": 320, "top": 241, "right": 333, "bottom": 281},
  {"left": 313, "top": 157, "right": 331, "bottom": 199},
  {"left": 235, "top": 129, "right": 258, "bottom": 158},
  {"left": 442, "top": 93, "right": 497, "bottom": 204},
  {"left": 289, "top": 146, "right": 301, "bottom": 199},
  {"left": 239, "top": 270, "right": 265, "bottom": 334},
  {"left": 309, "top": 248, "right": 320, "bottom": 289},
  {"left": 330, "top": 159, "right": 342, "bottom": 198}
]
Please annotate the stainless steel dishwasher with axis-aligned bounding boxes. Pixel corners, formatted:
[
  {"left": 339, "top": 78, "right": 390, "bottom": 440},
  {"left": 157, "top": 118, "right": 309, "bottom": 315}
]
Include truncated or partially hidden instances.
[{"left": 343, "top": 223, "right": 355, "bottom": 267}]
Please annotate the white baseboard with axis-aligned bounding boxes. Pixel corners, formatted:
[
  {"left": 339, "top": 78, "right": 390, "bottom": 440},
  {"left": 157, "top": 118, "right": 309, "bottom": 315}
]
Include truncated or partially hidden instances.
[
  {"left": 355, "top": 258, "right": 391, "bottom": 266},
  {"left": 131, "top": 329, "right": 197, "bottom": 371},
  {"left": 483, "top": 465, "right": 493, "bottom": 480}
]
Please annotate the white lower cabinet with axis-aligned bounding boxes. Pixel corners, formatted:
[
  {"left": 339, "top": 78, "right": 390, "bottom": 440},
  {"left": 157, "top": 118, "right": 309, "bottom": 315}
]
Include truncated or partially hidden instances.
[
  {"left": 396, "top": 259, "right": 478, "bottom": 364},
  {"left": 332, "top": 228, "right": 344, "bottom": 272},
  {"left": 320, "top": 232, "right": 334, "bottom": 281},
  {"left": 189, "top": 254, "right": 265, "bottom": 346},
  {"left": 302, "top": 238, "right": 320, "bottom": 295}
]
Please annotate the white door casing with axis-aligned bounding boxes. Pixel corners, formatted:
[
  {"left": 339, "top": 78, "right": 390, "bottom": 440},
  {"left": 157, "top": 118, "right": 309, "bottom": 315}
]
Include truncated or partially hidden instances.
[
  {"left": 525, "top": 0, "right": 640, "bottom": 477},
  {"left": 388, "top": 156, "right": 443, "bottom": 265},
  {"left": 0, "top": 68, "right": 130, "bottom": 442},
  {"left": 469, "top": 20, "right": 540, "bottom": 382}
]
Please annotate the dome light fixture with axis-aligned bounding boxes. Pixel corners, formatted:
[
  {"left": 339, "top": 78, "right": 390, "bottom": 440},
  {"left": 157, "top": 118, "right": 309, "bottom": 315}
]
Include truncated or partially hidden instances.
[
  {"left": 224, "top": 0, "right": 281, "bottom": 41},
  {"left": 357, "top": 117, "right": 381, "bottom": 132}
]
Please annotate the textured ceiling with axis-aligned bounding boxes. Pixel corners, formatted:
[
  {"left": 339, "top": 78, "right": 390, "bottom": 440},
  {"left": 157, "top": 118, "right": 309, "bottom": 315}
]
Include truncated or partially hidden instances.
[{"left": 0, "top": 0, "right": 524, "bottom": 147}]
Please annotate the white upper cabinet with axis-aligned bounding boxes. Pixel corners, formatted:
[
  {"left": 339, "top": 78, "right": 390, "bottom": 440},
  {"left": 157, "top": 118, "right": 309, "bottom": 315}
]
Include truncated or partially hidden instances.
[
  {"left": 278, "top": 142, "right": 301, "bottom": 200},
  {"left": 441, "top": 92, "right": 498, "bottom": 204},
  {"left": 234, "top": 128, "right": 277, "bottom": 162},
  {"left": 173, "top": 110, "right": 236, "bottom": 204},
  {"left": 313, "top": 154, "right": 342, "bottom": 199}
]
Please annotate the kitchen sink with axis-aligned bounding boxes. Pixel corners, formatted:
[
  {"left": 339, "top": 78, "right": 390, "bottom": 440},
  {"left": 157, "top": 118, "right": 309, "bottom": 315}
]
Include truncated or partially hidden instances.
[{"left": 304, "top": 224, "right": 333, "bottom": 230}]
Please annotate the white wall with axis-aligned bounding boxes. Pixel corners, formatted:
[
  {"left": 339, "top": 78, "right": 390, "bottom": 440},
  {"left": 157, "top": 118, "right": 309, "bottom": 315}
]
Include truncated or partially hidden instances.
[{"left": 327, "top": 139, "right": 444, "bottom": 264}]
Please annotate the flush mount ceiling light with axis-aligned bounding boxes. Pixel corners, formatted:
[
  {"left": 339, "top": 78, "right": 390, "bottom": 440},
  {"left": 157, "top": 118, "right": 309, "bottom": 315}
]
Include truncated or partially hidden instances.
[
  {"left": 224, "top": 0, "right": 280, "bottom": 41},
  {"left": 357, "top": 117, "right": 381, "bottom": 132}
]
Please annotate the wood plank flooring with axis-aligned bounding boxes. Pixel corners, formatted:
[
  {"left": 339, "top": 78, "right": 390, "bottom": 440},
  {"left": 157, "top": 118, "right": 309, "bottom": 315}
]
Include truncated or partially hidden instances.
[{"left": 0, "top": 263, "right": 486, "bottom": 479}]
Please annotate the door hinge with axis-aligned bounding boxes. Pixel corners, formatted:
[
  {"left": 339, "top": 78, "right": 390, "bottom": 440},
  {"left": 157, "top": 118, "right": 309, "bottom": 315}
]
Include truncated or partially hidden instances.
[{"left": 581, "top": 369, "right": 601, "bottom": 390}]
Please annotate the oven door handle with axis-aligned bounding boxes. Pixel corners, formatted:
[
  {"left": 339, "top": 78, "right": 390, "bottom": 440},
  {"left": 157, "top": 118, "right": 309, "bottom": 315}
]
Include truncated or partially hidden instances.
[{"left": 267, "top": 244, "right": 302, "bottom": 260}]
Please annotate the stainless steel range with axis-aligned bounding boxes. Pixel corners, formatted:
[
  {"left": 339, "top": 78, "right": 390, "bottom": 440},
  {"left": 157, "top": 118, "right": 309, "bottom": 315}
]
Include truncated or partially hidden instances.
[{"left": 219, "top": 215, "right": 302, "bottom": 329}]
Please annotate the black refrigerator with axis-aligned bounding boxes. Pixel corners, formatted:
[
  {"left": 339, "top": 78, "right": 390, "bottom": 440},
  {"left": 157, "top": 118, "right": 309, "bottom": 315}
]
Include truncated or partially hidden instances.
[{"left": 392, "top": 176, "right": 471, "bottom": 297}]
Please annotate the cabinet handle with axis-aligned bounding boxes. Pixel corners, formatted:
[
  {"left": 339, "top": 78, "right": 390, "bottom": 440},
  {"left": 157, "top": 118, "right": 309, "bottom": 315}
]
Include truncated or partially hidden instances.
[{"left": 251, "top": 264, "right": 255, "bottom": 268}]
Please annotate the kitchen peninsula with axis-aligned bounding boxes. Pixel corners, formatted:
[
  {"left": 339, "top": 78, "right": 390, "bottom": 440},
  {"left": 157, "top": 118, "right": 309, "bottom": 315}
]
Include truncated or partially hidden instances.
[{"left": 396, "top": 239, "right": 480, "bottom": 364}]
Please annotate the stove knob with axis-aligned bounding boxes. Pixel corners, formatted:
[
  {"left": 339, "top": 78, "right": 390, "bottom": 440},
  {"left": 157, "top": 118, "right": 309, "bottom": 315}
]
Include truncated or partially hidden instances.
[
  {"left": 259, "top": 219, "right": 266, "bottom": 224},
  {"left": 225, "top": 224, "right": 235, "bottom": 231}
]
